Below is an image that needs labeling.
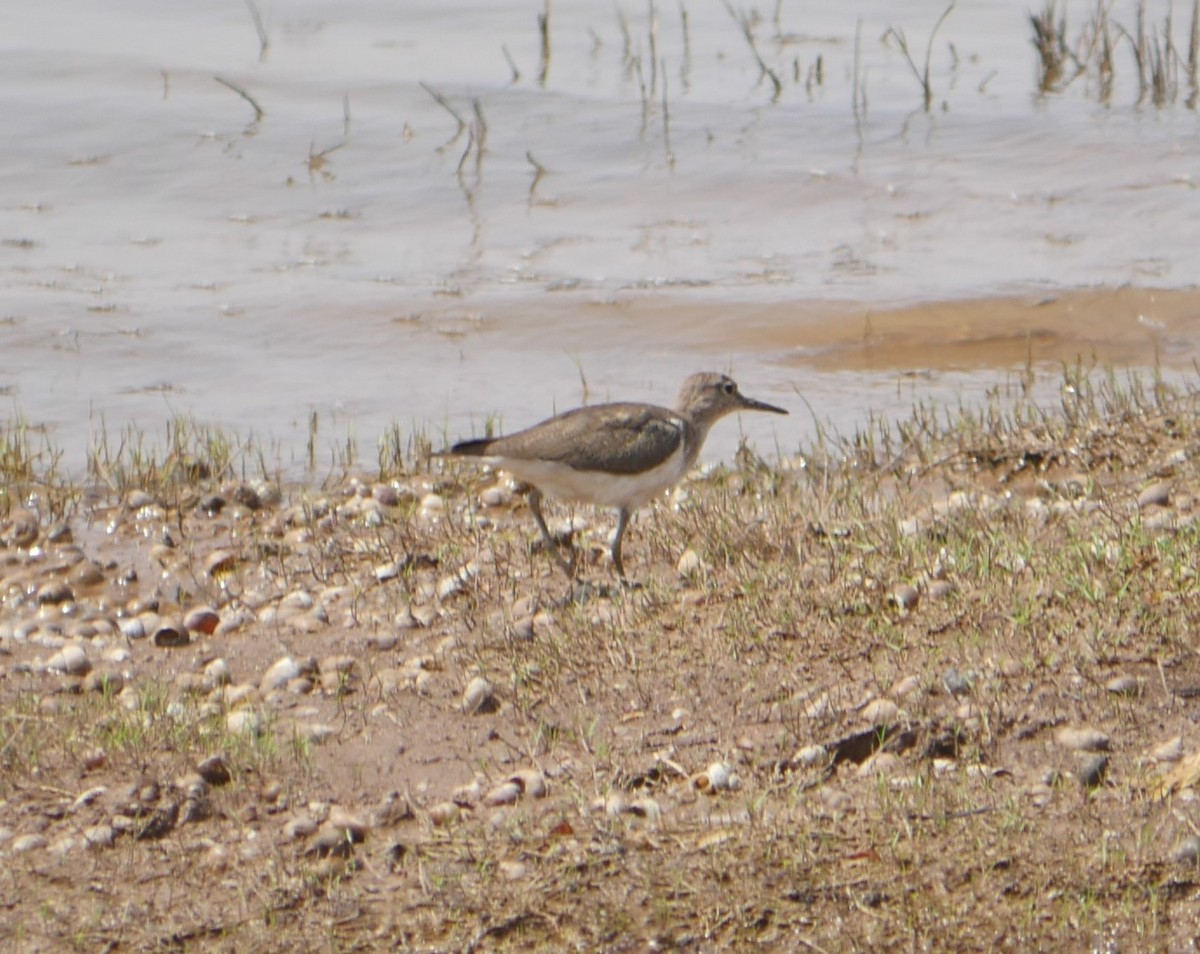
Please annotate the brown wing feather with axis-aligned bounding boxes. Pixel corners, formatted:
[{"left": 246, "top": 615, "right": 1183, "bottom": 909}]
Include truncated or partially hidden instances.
[{"left": 470, "top": 403, "right": 686, "bottom": 475}]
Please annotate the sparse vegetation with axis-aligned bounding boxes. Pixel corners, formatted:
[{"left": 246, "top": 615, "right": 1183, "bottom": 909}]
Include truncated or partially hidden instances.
[{"left": 3, "top": 368, "right": 1200, "bottom": 949}]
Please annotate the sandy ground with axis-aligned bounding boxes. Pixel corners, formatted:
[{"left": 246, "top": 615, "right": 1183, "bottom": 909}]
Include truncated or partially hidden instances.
[{"left": 4, "top": 368, "right": 1200, "bottom": 951}]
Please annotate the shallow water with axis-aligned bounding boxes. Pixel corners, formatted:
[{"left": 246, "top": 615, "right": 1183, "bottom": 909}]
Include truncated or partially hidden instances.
[{"left": 3, "top": 1, "right": 1199, "bottom": 473}]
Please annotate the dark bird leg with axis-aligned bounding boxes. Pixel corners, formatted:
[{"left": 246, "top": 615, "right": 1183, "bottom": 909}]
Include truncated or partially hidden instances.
[
  {"left": 611, "top": 507, "right": 632, "bottom": 582},
  {"left": 528, "top": 488, "right": 574, "bottom": 578}
]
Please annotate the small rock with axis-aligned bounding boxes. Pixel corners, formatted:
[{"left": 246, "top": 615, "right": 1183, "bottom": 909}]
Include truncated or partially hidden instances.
[
  {"left": 1151, "top": 737, "right": 1184, "bottom": 764},
  {"left": 861, "top": 698, "right": 898, "bottom": 725},
  {"left": 927, "top": 580, "right": 955, "bottom": 601},
  {"left": 791, "top": 745, "right": 828, "bottom": 768},
  {"left": 197, "top": 755, "right": 233, "bottom": 785},
  {"left": 1105, "top": 675, "right": 1139, "bottom": 696},
  {"left": 428, "top": 802, "right": 459, "bottom": 827},
  {"left": 10, "top": 834, "right": 48, "bottom": 854},
  {"left": 1054, "top": 726, "right": 1110, "bottom": 752},
  {"left": 202, "top": 658, "right": 232, "bottom": 691},
  {"left": 692, "top": 762, "right": 738, "bottom": 793},
  {"left": 462, "top": 676, "right": 497, "bottom": 715},
  {"left": 1171, "top": 836, "right": 1200, "bottom": 865},
  {"left": 226, "top": 709, "right": 263, "bottom": 736},
  {"left": 118, "top": 617, "right": 147, "bottom": 641},
  {"left": 1138, "top": 482, "right": 1171, "bottom": 509},
  {"left": 677, "top": 548, "right": 704, "bottom": 576},
  {"left": 47, "top": 644, "right": 91, "bottom": 676},
  {"left": 890, "top": 584, "right": 919, "bottom": 611},
  {"left": 483, "top": 781, "right": 522, "bottom": 807},
  {"left": 510, "top": 768, "right": 548, "bottom": 798},
  {"left": 152, "top": 620, "right": 189, "bottom": 648},
  {"left": 37, "top": 580, "right": 74, "bottom": 606},
  {"left": 83, "top": 670, "right": 122, "bottom": 694},
  {"left": 261, "top": 656, "right": 303, "bottom": 693},
  {"left": 284, "top": 816, "right": 319, "bottom": 840},
  {"left": 83, "top": 824, "right": 115, "bottom": 849},
  {"left": 1077, "top": 754, "right": 1108, "bottom": 789},
  {"left": 183, "top": 606, "right": 220, "bottom": 635}
]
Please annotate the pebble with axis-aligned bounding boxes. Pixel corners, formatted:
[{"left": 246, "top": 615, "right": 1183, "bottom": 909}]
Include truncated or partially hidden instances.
[
  {"left": 284, "top": 816, "right": 319, "bottom": 840},
  {"left": 428, "top": 802, "right": 460, "bottom": 826},
  {"left": 261, "top": 656, "right": 304, "bottom": 693},
  {"left": 226, "top": 709, "right": 263, "bottom": 736},
  {"left": 791, "top": 745, "right": 828, "bottom": 768},
  {"left": 1054, "top": 726, "right": 1110, "bottom": 752},
  {"left": 197, "top": 755, "right": 233, "bottom": 785},
  {"left": 462, "top": 676, "right": 497, "bottom": 715},
  {"left": 692, "top": 762, "right": 739, "bottom": 793},
  {"left": 1076, "top": 754, "right": 1108, "bottom": 789},
  {"left": 1104, "top": 675, "right": 1139, "bottom": 696},
  {"left": 183, "top": 606, "right": 220, "bottom": 635},
  {"left": 510, "top": 768, "right": 548, "bottom": 798},
  {"left": 118, "top": 616, "right": 147, "bottom": 640},
  {"left": 1171, "top": 836, "right": 1200, "bottom": 865},
  {"left": 479, "top": 485, "right": 512, "bottom": 508},
  {"left": 861, "top": 698, "right": 898, "bottom": 725},
  {"left": 10, "top": 834, "right": 48, "bottom": 854},
  {"left": 677, "top": 548, "right": 704, "bottom": 576},
  {"left": 483, "top": 781, "right": 522, "bottom": 806},
  {"left": 1151, "top": 737, "right": 1184, "bottom": 763},
  {"left": 927, "top": 580, "right": 955, "bottom": 601},
  {"left": 83, "top": 824, "right": 115, "bottom": 849},
  {"left": 152, "top": 619, "right": 189, "bottom": 647},
  {"left": 37, "top": 580, "right": 74, "bottom": 605},
  {"left": 890, "top": 584, "right": 919, "bottom": 611},
  {"left": 296, "top": 723, "right": 336, "bottom": 744},
  {"left": 47, "top": 644, "right": 91, "bottom": 676},
  {"left": 1137, "top": 481, "right": 1171, "bottom": 509}
]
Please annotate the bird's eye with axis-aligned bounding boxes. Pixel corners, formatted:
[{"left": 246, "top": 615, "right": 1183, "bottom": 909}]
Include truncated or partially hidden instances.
[{"left": 722, "top": 381, "right": 736, "bottom": 395}]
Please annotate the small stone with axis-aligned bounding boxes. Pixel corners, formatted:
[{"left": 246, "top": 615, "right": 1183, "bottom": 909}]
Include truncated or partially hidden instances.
[
  {"left": 927, "top": 580, "right": 955, "bottom": 601},
  {"left": 68, "top": 561, "right": 105, "bottom": 588},
  {"left": 197, "top": 755, "right": 233, "bottom": 785},
  {"left": 204, "top": 549, "right": 239, "bottom": 578},
  {"left": 37, "top": 580, "right": 74, "bottom": 606},
  {"left": 861, "top": 698, "right": 898, "bottom": 725},
  {"left": 202, "top": 658, "right": 232, "bottom": 691},
  {"left": 83, "top": 670, "right": 122, "bottom": 694},
  {"left": 261, "top": 656, "right": 303, "bottom": 693},
  {"left": 118, "top": 617, "right": 146, "bottom": 640},
  {"left": 1077, "top": 754, "right": 1108, "bottom": 789},
  {"left": 1105, "top": 675, "right": 1139, "bottom": 696},
  {"left": 1171, "top": 836, "right": 1200, "bottom": 865},
  {"left": 479, "top": 485, "right": 511, "bottom": 508},
  {"left": 510, "top": 768, "right": 548, "bottom": 798},
  {"left": 296, "top": 723, "right": 336, "bottom": 744},
  {"left": 1054, "top": 726, "right": 1110, "bottom": 752},
  {"left": 284, "top": 816, "right": 318, "bottom": 840},
  {"left": 791, "top": 744, "right": 828, "bottom": 768},
  {"left": 83, "top": 824, "right": 115, "bottom": 849},
  {"left": 11, "top": 834, "right": 48, "bottom": 854},
  {"left": 428, "top": 802, "right": 459, "bottom": 827},
  {"left": 152, "top": 619, "right": 188, "bottom": 648},
  {"left": 498, "top": 860, "right": 527, "bottom": 881},
  {"left": 483, "top": 782, "right": 522, "bottom": 807},
  {"left": 226, "top": 709, "right": 263, "bottom": 736},
  {"left": 462, "top": 676, "right": 497, "bottom": 715},
  {"left": 1151, "top": 737, "right": 1184, "bottom": 764},
  {"left": 1138, "top": 482, "right": 1171, "bottom": 509},
  {"left": 677, "top": 548, "right": 704, "bottom": 576},
  {"left": 183, "top": 606, "right": 220, "bottom": 635},
  {"left": 890, "top": 584, "right": 919, "bottom": 611},
  {"left": 47, "top": 644, "right": 91, "bottom": 676}
]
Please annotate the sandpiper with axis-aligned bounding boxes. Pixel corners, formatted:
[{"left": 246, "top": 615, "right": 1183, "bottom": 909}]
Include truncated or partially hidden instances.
[{"left": 444, "top": 372, "right": 788, "bottom": 579}]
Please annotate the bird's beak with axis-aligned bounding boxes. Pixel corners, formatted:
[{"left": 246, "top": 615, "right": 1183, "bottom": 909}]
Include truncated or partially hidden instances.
[{"left": 739, "top": 393, "right": 788, "bottom": 415}]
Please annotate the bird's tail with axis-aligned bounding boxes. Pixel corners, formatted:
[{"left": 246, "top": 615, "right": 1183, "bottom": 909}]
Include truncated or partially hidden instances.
[{"left": 444, "top": 438, "right": 494, "bottom": 457}]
